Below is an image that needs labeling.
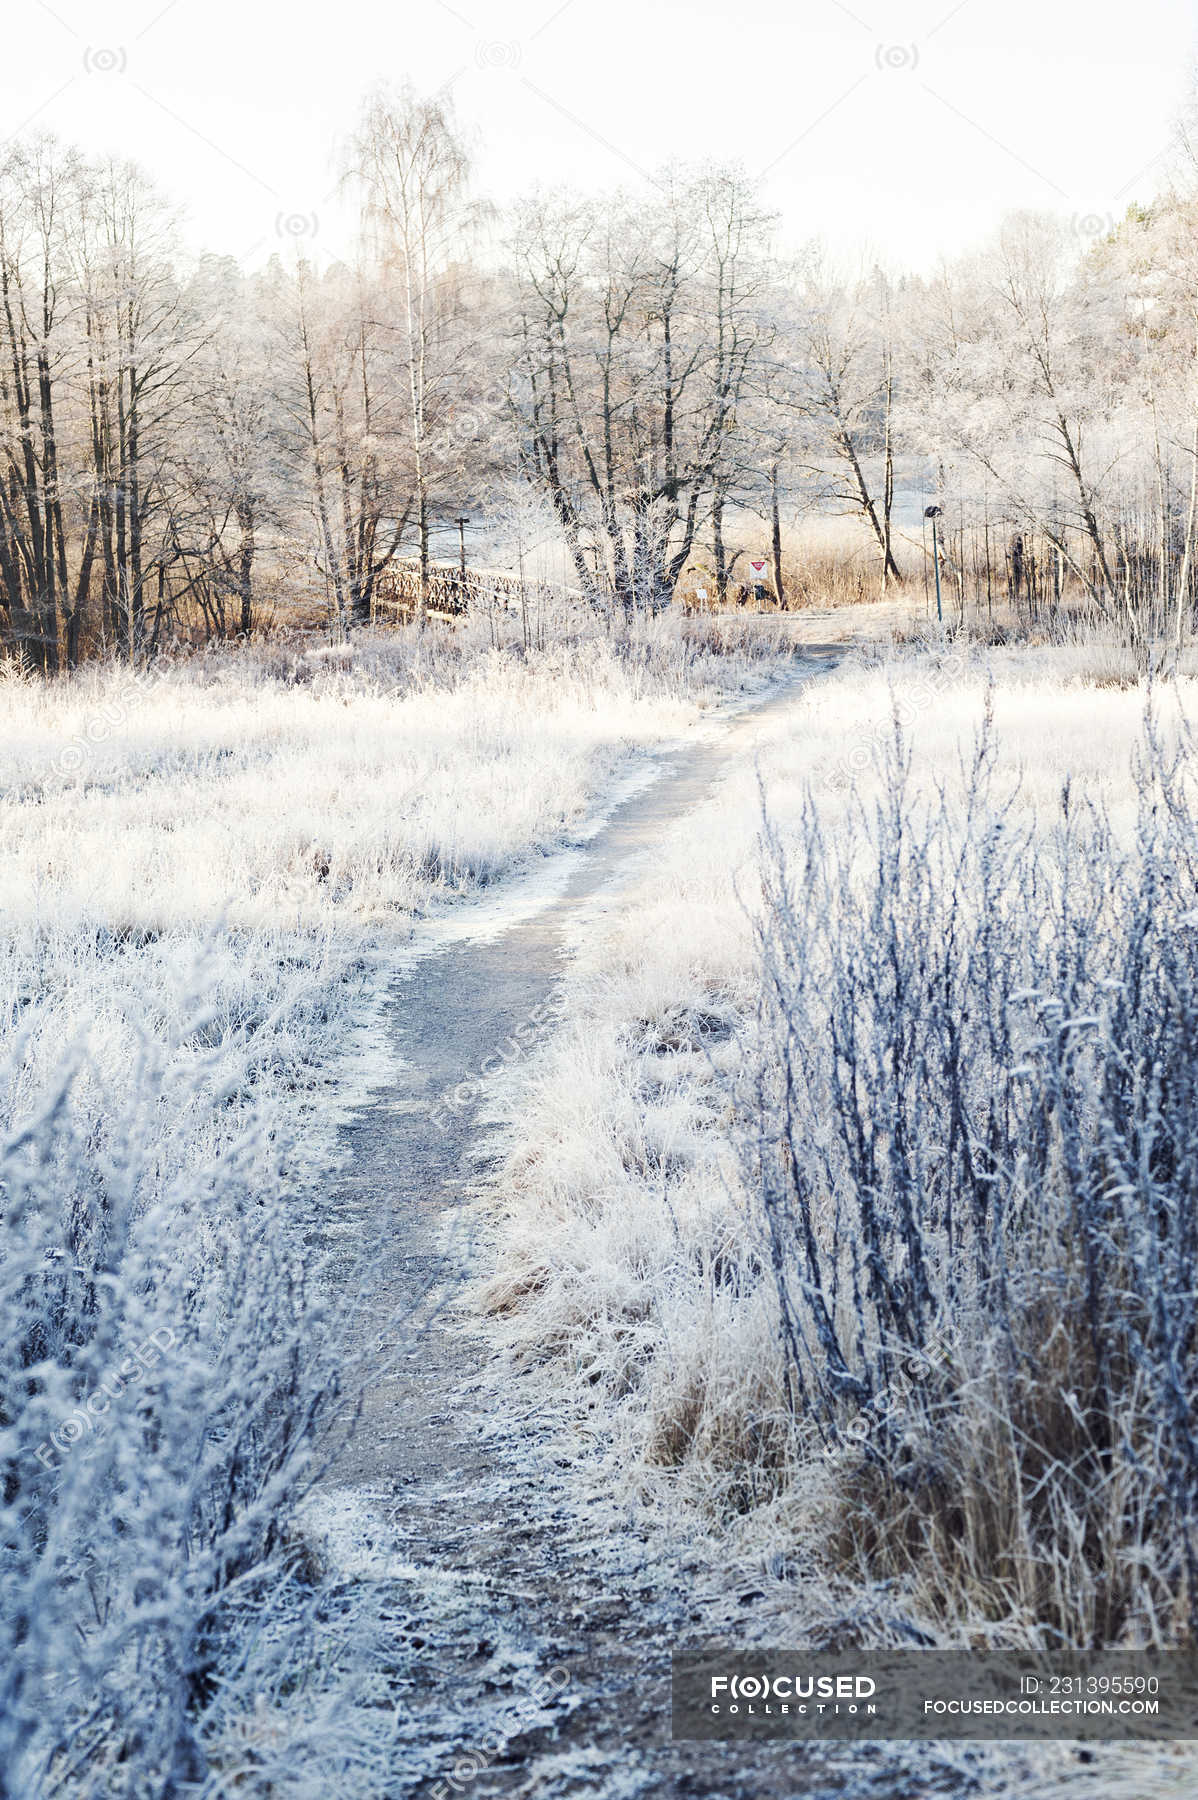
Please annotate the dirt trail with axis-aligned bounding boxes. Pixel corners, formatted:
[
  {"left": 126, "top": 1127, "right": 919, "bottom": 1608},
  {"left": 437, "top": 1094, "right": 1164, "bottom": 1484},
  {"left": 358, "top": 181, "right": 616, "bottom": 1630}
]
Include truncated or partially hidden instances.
[{"left": 302, "top": 653, "right": 991, "bottom": 1798}]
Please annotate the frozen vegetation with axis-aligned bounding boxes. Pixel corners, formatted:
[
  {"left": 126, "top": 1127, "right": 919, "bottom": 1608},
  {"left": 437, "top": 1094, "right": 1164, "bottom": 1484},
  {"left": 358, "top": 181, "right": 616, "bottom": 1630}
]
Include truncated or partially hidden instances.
[
  {"left": 0, "top": 617, "right": 782, "bottom": 1797},
  {"left": 480, "top": 643, "right": 1198, "bottom": 1683}
]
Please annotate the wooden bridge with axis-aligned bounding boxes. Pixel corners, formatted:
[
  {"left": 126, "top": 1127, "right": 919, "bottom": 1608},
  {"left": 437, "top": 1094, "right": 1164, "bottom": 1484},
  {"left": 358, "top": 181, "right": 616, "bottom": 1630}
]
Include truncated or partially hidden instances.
[{"left": 373, "top": 559, "right": 559, "bottom": 623}]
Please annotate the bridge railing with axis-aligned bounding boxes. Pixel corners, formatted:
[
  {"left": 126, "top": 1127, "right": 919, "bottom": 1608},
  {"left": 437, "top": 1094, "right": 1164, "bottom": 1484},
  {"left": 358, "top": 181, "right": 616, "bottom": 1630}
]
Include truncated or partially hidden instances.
[{"left": 372, "top": 559, "right": 587, "bottom": 623}]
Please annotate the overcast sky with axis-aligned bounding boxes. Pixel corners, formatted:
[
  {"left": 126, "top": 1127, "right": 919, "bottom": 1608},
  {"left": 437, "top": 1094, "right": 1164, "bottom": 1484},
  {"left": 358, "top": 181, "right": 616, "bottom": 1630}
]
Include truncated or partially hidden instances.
[{"left": 6, "top": 0, "right": 1195, "bottom": 270}]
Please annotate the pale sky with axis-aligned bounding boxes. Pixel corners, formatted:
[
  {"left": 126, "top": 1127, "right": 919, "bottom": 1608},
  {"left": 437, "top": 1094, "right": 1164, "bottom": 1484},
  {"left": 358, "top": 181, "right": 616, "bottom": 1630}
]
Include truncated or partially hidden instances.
[{"left": 5, "top": 0, "right": 1195, "bottom": 271}]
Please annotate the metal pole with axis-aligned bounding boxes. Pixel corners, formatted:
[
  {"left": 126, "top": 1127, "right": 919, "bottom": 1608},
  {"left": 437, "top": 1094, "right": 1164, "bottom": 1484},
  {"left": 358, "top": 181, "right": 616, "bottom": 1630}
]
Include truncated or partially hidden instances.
[
  {"left": 455, "top": 516, "right": 469, "bottom": 584},
  {"left": 925, "top": 506, "right": 944, "bottom": 626}
]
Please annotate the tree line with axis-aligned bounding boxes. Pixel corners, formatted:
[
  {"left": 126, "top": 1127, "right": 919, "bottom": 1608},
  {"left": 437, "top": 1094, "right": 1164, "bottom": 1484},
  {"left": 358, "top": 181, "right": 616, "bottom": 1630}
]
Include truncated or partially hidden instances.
[{"left": 2, "top": 87, "right": 1197, "bottom": 666}]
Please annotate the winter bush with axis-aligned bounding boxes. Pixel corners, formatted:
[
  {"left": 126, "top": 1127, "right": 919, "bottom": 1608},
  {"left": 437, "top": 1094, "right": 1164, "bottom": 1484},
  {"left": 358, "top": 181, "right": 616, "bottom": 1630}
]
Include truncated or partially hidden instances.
[
  {"left": 0, "top": 1033, "right": 339, "bottom": 1795},
  {"left": 753, "top": 706, "right": 1198, "bottom": 1646}
]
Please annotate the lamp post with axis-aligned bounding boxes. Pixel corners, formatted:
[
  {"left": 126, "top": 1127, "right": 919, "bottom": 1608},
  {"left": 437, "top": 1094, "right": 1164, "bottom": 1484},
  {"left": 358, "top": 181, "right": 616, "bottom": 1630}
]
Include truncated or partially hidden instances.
[
  {"left": 455, "top": 516, "right": 469, "bottom": 584},
  {"left": 924, "top": 505, "right": 944, "bottom": 626}
]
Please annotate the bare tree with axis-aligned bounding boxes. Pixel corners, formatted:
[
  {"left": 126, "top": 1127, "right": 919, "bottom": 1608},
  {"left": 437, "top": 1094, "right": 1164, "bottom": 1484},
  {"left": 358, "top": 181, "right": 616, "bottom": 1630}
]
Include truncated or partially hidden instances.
[
  {"left": 67, "top": 156, "right": 198, "bottom": 655},
  {"left": 510, "top": 167, "right": 771, "bottom": 616},
  {"left": 160, "top": 256, "right": 297, "bottom": 639},
  {"left": 786, "top": 256, "right": 903, "bottom": 588},
  {"left": 0, "top": 139, "right": 79, "bottom": 669},
  {"left": 345, "top": 85, "right": 477, "bottom": 623}
]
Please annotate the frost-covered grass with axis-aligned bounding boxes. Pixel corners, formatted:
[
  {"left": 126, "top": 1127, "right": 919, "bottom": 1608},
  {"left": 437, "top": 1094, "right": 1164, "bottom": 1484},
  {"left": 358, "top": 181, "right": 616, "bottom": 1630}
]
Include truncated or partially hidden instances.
[
  {"left": 1, "top": 622, "right": 781, "bottom": 1197},
  {"left": 2, "top": 623, "right": 777, "bottom": 931},
  {"left": 0, "top": 616, "right": 786, "bottom": 1797},
  {"left": 479, "top": 644, "right": 1198, "bottom": 1675}
]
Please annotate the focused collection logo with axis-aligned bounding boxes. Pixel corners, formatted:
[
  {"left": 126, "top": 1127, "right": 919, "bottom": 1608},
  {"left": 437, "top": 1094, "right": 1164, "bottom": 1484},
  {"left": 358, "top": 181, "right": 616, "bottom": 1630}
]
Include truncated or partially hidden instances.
[{"left": 709, "top": 1672, "right": 877, "bottom": 1715}]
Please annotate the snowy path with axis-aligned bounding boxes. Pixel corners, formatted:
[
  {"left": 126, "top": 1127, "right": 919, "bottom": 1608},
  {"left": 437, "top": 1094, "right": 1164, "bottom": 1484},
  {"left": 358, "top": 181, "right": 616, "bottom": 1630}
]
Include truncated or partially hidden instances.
[{"left": 301, "top": 652, "right": 976, "bottom": 1798}]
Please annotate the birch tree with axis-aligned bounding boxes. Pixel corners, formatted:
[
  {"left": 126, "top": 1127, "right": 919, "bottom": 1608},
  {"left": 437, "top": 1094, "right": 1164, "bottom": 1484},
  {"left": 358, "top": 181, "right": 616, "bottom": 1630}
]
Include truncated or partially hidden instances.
[{"left": 345, "top": 85, "right": 475, "bottom": 621}]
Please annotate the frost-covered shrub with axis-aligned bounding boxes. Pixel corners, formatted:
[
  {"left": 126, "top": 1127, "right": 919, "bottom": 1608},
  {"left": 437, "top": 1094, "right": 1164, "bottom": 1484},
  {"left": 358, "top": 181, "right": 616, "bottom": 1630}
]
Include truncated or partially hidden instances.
[
  {"left": 751, "top": 712, "right": 1198, "bottom": 1644},
  {"left": 0, "top": 1029, "right": 339, "bottom": 1797}
]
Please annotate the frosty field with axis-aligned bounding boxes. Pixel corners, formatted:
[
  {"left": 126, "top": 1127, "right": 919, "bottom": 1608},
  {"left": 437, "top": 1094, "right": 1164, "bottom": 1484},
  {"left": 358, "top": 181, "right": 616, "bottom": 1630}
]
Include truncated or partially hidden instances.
[
  {"left": 0, "top": 621, "right": 774, "bottom": 1193},
  {"left": 0, "top": 619, "right": 788, "bottom": 1795},
  {"left": 5, "top": 620, "right": 1198, "bottom": 1799}
]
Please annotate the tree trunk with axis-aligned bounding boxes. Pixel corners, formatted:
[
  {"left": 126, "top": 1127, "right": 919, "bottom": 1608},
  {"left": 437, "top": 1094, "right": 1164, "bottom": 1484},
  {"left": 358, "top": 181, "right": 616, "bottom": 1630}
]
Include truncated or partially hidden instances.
[
  {"left": 770, "top": 461, "right": 786, "bottom": 609},
  {"left": 1176, "top": 414, "right": 1198, "bottom": 652},
  {"left": 838, "top": 426, "right": 901, "bottom": 585},
  {"left": 236, "top": 501, "right": 255, "bottom": 637},
  {"left": 418, "top": 487, "right": 429, "bottom": 627},
  {"left": 712, "top": 492, "right": 728, "bottom": 604}
]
